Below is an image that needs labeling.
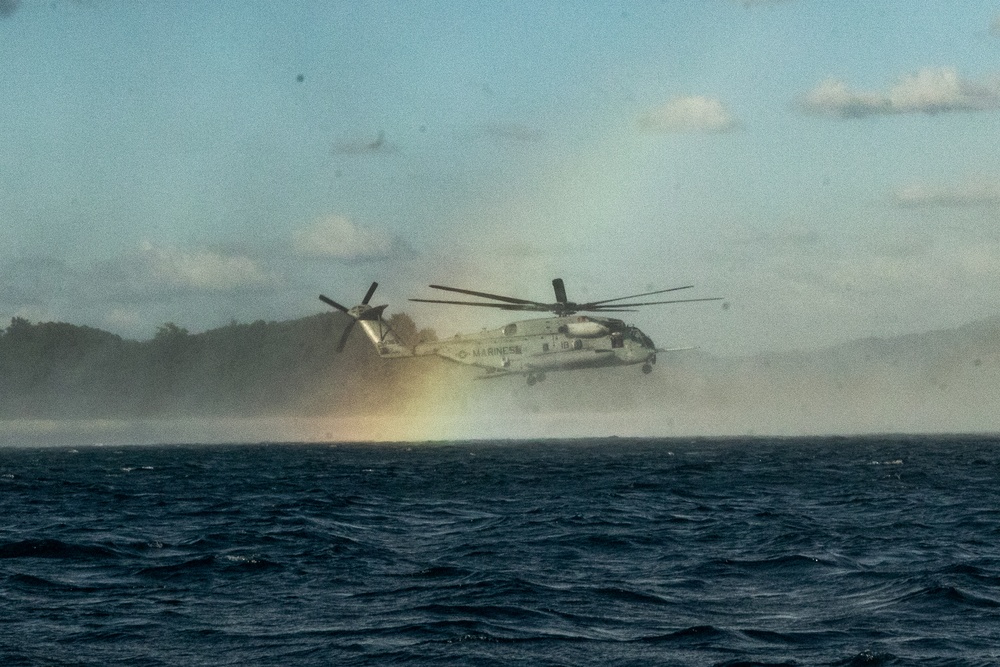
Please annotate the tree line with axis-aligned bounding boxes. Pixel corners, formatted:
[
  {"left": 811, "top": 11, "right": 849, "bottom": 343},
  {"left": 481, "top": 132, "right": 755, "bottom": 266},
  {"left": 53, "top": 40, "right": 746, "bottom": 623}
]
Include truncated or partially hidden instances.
[{"left": 0, "top": 313, "right": 435, "bottom": 419}]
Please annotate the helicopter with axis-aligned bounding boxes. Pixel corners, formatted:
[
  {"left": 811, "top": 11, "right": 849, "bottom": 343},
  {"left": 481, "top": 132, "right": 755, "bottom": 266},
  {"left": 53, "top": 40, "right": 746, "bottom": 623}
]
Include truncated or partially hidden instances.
[{"left": 319, "top": 279, "right": 721, "bottom": 385}]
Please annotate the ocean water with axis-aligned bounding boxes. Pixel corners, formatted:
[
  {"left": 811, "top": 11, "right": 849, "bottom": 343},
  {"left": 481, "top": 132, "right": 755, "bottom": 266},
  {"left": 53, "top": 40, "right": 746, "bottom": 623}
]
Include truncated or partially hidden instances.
[{"left": 2, "top": 437, "right": 999, "bottom": 666}]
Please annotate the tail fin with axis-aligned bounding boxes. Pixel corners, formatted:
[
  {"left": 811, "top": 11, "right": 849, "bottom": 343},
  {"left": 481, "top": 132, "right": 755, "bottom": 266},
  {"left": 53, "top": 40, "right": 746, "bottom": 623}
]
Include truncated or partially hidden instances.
[
  {"left": 353, "top": 304, "right": 411, "bottom": 358},
  {"left": 319, "top": 282, "right": 412, "bottom": 358}
]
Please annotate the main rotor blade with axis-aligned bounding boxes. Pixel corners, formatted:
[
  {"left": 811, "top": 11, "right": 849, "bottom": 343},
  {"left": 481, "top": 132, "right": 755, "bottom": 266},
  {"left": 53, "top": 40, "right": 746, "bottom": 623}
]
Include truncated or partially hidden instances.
[
  {"left": 335, "top": 320, "right": 356, "bottom": 353},
  {"left": 427, "top": 284, "right": 546, "bottom": 307},
  {"left": 362, "top": 282, "right": 378, "bottom": 305},
  {"left": 587, "top": 297, "right": 724, "bottom": 309},
  {"left": 581, "top": 285, "right": 694, "bottom": 308},
  {"left": 573, "top": 308, "right": 638, "bottom": 313},
  {"left": 409, "top": 298, "right": 551, "bottom": 311},
  {"left": 319, "top": 294, "right": 349, "bottom": 313},
  {"left": 552, "top": 278, "right": 568, "bottom": 304}
]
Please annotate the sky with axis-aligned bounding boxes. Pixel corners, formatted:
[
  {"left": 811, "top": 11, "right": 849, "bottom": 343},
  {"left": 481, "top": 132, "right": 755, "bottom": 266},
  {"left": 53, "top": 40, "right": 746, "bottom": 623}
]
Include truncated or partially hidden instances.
[{"left": 2, "top": 0, "right": 1000, "bottom": 356}]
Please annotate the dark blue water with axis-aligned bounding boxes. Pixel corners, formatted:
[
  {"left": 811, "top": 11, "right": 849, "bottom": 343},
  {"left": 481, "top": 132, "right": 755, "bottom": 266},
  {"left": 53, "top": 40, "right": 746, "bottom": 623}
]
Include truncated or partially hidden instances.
[{"left": 2, "top": 437, "right": 1000, "bottom": 666}]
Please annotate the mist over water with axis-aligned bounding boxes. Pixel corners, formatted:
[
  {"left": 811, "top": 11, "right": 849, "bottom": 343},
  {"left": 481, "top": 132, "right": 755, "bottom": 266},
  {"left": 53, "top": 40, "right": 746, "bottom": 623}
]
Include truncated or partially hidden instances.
[
  {"left": 5, "top": 5, "right": 1000, "bottom": 664},
  {"left": 5, "top": 321, "right": 1000, "bottom": 446}
]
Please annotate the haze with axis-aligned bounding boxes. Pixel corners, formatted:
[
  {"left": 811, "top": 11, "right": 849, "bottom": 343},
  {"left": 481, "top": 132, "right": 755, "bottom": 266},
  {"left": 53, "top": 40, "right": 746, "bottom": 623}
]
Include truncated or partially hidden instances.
[{"left": 2, "top": 1, "right": 1000, "bottom": 442}]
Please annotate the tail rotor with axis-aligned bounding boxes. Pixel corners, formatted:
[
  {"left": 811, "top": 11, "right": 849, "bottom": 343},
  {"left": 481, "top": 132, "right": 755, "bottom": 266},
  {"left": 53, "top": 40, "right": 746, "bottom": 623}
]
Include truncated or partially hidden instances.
[{"left": 319, "top": 282, "right": 380, "bottom": 353}]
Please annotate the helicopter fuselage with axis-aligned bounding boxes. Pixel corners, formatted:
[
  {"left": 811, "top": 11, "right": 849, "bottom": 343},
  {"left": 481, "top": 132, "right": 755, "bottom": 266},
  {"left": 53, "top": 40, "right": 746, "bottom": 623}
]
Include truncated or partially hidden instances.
[
  {"left": 321, "top": 278, "right": 717, "bottom": 385},
  {"left": 413, "top": 314, "right": 657, "bottom": 377}
]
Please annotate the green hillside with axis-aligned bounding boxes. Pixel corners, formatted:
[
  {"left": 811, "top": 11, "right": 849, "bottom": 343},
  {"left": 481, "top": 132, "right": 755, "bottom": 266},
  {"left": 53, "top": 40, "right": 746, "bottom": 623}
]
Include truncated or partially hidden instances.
[{"left": 0, "top": 313, "right": 431, "bottom": 419}]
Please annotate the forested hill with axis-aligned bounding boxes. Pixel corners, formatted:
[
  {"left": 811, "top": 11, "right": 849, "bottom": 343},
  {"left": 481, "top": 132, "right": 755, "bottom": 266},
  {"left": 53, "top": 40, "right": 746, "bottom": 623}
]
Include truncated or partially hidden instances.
[
  {"left": 4, "top": 311, "right": 1000, "bottom": 433},
  {"left": 0, "top": 313, "right": 434, "bottom": 419}
]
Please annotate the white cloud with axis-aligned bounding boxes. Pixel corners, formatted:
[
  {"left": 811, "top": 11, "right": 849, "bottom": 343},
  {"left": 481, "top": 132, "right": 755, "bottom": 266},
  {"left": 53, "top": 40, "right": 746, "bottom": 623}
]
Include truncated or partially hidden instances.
[
  {"left": 478, "top": 123, "right": 544, "bottom": 144},
  {"left": 802, "top": 67, "right": 1000, "bottom": 118},
  {"left": 1, "top": 256, "right": 73, "bottom": 304},
  {"left": 638, "top": 95, "right": 738, "bottom": 133},
  {"left": 825, "top": 254, "right": 950, "bottom": 292},
  {"left": 802, "top": 79, "right": 889, "bottom": 117},
  {"left": 292, "top": 215, "right": 402, "bottom": 260},
  {"left": 0, "top": 0, "right": 18, "bottom": 19},
  {"left": 894, "top": 177, "right": 1000, "bottom": 207},
  {"left": 724, "top": 224, "right": 823, "bottom": 251},
  {"left": 734, "top": 0, "right": 794, "bottom": 6},
  {"left": 102, "top": 308, "right": 144, "bottom": 332},
  {"left": 330, "top": 131, "right": 394, "bottom": 155},
  {"left": 824, "top": 243, "right": 1000, "bottom": 292},
  {"left": 10, "top": 304, "right": 54, "bottom": 324},
  {"left": 137, "top": 241, "right": 276, "bottom": 291}
]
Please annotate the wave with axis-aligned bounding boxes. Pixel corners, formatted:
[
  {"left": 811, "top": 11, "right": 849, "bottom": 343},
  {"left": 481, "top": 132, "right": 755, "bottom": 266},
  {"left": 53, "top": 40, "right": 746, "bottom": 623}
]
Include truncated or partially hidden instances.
[
  {"left": 6, "top": 572, "right": 100, "bottom": 593},
  {"left": 135, "top": 555, "right": 216, "bottom": 579},
  {"left": 900, "top": 583, "right": 1000, "bottom": 609},
  {"left": 0, "top": 538, "right": 123, "bottom": 561},
  {"left": 413, "top": 602, "right": 550, "bottom": 623},
  {"left": 831, "top": 650, "right": 902, "bottom": 666},
  {"left": 639, "top": 624, "right": 730, "bottom": 643},
  {"left": 3, "top": 438, "right": 1000, "bottom": 666},
  {"left": 592, "top": 586, "right": 672, "bottom": 606}
]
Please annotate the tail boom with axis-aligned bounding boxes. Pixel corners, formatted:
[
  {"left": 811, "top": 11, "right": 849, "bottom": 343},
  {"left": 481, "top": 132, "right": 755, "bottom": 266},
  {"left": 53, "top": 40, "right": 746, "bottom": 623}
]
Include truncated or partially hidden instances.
[
  {"left": 320, "top": 283, "right": 416, "bottom": 358},
  {"left": 352, "top": 305, "right": 412, "bottom": 358}
]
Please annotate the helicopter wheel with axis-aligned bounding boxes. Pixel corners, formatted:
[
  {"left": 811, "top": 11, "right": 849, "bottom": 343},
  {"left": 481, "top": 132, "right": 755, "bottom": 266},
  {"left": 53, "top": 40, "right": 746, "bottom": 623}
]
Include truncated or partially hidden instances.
[
  {"left": 642, "top": 363, "right": 653, "bottom": 375},
  {"left": 526, "top": 374, "right": 537, "bottom": 386}
]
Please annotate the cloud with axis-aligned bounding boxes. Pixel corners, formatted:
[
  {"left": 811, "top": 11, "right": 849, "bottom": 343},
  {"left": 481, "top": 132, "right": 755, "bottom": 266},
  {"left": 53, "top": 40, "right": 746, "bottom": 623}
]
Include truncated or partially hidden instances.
[
  {"left": 724, "top": 225, "right": 823, "bottom": 251},
  {"left": 1, "top": 246, "right": 278, "bottom": 336},
  {"left": 135, "top": 241, "right": 277, "bottom": 291},
  {"left": 638, "top": 95, "right": 738, "bottom": 133},
  {"left": 0, "top": 256, "right": 75, "bottom": 304},
  {"left": 802, "top": 68, "right": 1000, "bottom": 118},
  {"left": 330, "top": 130, "right": 394, "bottom": 155},
  {"left": 894, "top": 177, "right": 1000, "bottom": 207},
  {"left": 734, "top": 0, "right": 794, "bottom": 6},
  {"left": 822, "top": 243, "right": 1000, "bottom": 293},
  {"left": 292, "top": 215, "right": 405, "bottom": 260},
  {"left": 0, "top": 0, "right": 19, "bottom": 19},
  {"left": 477, "top": 123, "right": 544, "bottom": 144},
  {"left": 102, "top": 308, "right": 144, "bottom": 332}
]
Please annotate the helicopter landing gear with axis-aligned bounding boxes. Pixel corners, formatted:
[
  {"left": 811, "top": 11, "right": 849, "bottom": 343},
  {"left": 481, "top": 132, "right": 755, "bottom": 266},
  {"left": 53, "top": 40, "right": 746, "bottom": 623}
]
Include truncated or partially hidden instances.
[
  {"left": 642, "top": 363, "right": 653, "bottom": 375},
  {"left": 526, "top": 372, "right": 546, "bottom": 386}
]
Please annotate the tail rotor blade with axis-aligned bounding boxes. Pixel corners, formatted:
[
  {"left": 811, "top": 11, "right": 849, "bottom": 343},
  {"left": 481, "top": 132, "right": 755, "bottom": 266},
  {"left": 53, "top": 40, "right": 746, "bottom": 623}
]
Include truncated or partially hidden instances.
[
  {"left": 335, "top": 320, "right": 356, "bottom": 353},
  {"left": 319, "top": 294, "right": 349, "bottom": 313},
  {"left": 362, "top": 282, "right": 379, "bottom": 305}
]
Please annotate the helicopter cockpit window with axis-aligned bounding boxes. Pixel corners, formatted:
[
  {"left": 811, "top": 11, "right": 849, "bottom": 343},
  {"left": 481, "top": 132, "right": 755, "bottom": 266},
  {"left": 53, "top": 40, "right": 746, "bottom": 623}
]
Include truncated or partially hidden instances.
[
  {"left": 611, "top": 333, "right": 624, "bottom": 349},
  {"left": 503, "top": 324, "right": 517, "bottom": 336}
]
